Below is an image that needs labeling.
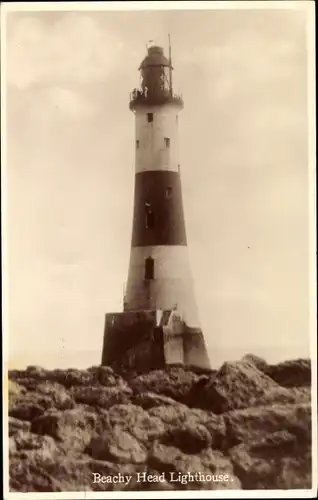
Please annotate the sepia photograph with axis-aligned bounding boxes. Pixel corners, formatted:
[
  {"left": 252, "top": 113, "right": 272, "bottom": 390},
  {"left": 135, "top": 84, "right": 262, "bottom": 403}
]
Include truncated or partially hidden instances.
[{"left": 1, "top": 1, "right": 316, "bottom": 498}]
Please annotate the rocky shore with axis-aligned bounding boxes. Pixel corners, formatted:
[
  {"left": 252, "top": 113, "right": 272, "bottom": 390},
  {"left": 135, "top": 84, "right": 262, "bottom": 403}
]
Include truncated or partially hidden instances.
[{"left": 8, "top": 355, "right": 312, "bottom": 492}]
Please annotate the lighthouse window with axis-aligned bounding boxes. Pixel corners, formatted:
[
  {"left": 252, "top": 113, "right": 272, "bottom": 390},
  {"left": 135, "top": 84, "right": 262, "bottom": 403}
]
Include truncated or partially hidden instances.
[
  {"left": 136, "top": 140, "right": 140, "bottom": 148},
  {"left": 145, "top": 257, "right": 155, "bottom": 280},
  {"left": 147, "top": 113, "right": 153, "bottom": 123},
  {"left": 165, "top": 187, "right": 172, "bottom": 198},
  {"left": 145, "top": 209, "right": 155, "bottom": 229},
  {"left": 164, "top": 137, "right": 170, "bottom": 148}
]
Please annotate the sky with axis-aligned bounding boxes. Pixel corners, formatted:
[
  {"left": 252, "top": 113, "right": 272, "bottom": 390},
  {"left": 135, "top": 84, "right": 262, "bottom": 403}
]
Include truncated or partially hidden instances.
[{"left": 3, "top": 3, "right": 315, "bottom": 369}]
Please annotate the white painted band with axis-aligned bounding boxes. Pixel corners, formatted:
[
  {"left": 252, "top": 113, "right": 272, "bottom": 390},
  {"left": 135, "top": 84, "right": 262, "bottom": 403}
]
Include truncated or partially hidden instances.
[
  {"left": 134, "top": 104, "right": 181, "bottom": 173},
  {"left": 125, "top": 245, "right": 201, "bottom": 328}
]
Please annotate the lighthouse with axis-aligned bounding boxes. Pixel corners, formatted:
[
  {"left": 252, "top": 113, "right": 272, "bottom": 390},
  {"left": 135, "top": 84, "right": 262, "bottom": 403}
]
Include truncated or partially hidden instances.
[{"left": 101, "top": 41, "right": 211, "bottom": 373}]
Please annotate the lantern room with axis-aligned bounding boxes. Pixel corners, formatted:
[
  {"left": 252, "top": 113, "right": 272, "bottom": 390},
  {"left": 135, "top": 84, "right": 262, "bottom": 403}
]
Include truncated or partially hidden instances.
[
  {"left": 139, "top": 45, "right": 171, "bottom": 97},
  {"left": 129, "top": 43, "right": 183, "bottom": 110}
]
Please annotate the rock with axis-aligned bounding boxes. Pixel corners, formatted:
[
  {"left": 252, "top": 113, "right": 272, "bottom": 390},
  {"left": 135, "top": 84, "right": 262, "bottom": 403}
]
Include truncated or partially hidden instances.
[
  {"left": 9, "top": 384, "right": 75, "bottom": 421},
  {"left": 241, "top": 354, "right": 269, "bottom": 372},
  {"left": 161, "top": 423, "right": 212, "bottom": 453},
  {"left": 149, "top": 442, "right": 196, "bottom": 474},
  {"left": 201, "top": 413, "right": 227, "bottom": 450},
  {"left": 201, "top": 361, "right": 297, "bottom": 413},
  {"left": 86, "top": 425, "right": 147, "bottom": 464},
  {"left": 132, "top": 391, "right": 180, "bottom": 409},
  {"left": 8, "top": 369, "right": 26, "bottom": 381},
  {"left": 36, "top": 383, "right": 75, "bottom": 410},
  {"left": 259, "top": 386, "right": 305, "bottom": 406},
  {"left": 9, "top": 393, "right": 54, "bottom": 421},
  {"left": 10, "top": 430, "right": 59, "bottom": 458},
  {"left": 9, "top": 366, "right": 48, "bottom": 384},
  {"left": 148, "top": 443, "right": 241, "bottom": 490},
  {"left": 187, "top": 407, "right": 211, "bottom": 423},
  {"left": 224, "top": 403, "right": 311, "bottom": 448},
  {"left": 10, "top": 430, "right": 65, "bottom": 474},
  {"left": 88, "top": 365, "right": 129, "bottom": 389},
  {"left": 9, "top": 380, "right": 26, "bottom": 398},
  {"left": 9, "top": 417, "right": 31, "bottom": 436},
  {"left": 226, "top": 403, "right": 312, "bottom": 489},
  {"left": 9, "top": 436, "right": 17, "bottom": 455},
  {"left": 243, "top": 356, "right": 312, "bottom": 388},
  {"left": 107, "top": 403, "right": 166, "bottom": 442},
  {"left": 10, "top": 378, "right": 44, "bottom": 391},
  {"left": 229, "top": 434, "right": 311, "bottom": 489},
  {"left": 289, "top": 386, "right": 311, "bottom": 403},
  {"left": 10, "top": 455, "right": 144, "bottom": 492},
  {"left": 186, "top": 374, "right": 215, "bottom": 407},
  {"left": 10, "top": 457, "right": 57, "bottom": 492},
  {"left": 149, "top": 403, "right": 227, "bottom": 450},
  {"left": 267, "top": 359, "right": 311, "bottom": 388},
  {"left": 200, "top": 448, "right": 242, "bottom": 489},
  {"left": 7, "top": 360, "right": 312, "bottom": 492},
  {"left": 70, "top": 385, "right": 132, "bottom": 408},
  {"left": 146, "top": 401, "right": 226, "bottom": 448},
  {"left": 148, "top": 402, "right": 189, "bottom": 426},
  {"left": 129, "top": 367, "right": 199, "bottom": 403},
  {"left": 31, "top": 409, "right": 99, "bottom": 451},
  {"left": 46, "top": 368, "right": 95, "bottom": 388},
  {"left": 10, "top": 367, "right": 49, "bottom": 391},
  {"left": 25, "top": 366, "right": 49, "bottom": 379}
]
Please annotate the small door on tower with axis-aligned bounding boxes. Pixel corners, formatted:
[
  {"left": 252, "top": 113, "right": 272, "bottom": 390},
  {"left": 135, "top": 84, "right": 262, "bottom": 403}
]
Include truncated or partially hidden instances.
[{"left": 145, "top": 257, "right": 155, "bottom": 280}]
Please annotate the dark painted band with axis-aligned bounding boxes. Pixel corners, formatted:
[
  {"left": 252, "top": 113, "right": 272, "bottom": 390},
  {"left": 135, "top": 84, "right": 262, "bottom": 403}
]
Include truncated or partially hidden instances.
[{"left": 131, "top": 170, "right": 187, "bottom": 247}]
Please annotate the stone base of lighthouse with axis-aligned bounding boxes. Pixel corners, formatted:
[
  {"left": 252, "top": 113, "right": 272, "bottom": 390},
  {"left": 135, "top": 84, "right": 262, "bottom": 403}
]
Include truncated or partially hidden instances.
[{"left": 101, "top": 309, "right": 211, "bottom": 373}]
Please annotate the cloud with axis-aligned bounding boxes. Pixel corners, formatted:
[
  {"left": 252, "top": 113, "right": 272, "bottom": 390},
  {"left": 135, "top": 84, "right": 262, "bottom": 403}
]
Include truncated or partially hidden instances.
[
  {"left": 178, "top": 15, "right": 307, "bottom": 180},
  {"left": 179, "top": 11, "right": 306, "bottom": 109},
  {"left": 46, "top": 86, "right": 95, "bottom": 118},
  {"left": 6, "top": 13, "right": 125, "bottom": 89}
]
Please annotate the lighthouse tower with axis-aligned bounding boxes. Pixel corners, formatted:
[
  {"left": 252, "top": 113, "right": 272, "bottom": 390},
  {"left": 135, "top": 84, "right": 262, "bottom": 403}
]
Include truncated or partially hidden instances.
[{"left": 101, "top": 41, "right": 210, "bottom": 373}]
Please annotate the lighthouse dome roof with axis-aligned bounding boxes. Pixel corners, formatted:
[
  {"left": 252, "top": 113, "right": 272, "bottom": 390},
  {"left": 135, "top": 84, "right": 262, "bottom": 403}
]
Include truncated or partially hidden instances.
[{"left": 139, "top": 45, "right": 171, "bottom": 69}]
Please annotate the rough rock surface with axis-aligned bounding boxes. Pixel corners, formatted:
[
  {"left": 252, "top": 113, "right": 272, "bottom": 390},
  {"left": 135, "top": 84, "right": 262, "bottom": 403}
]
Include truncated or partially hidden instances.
[
  {"left": 243, "top": 355, "right": 311, "bottom": 388},
  {"left": 8, "top": 357, "right": 312, "bottom": 492},
  {"left": 199, "top": 360, "right": 303, "bottom": 413}
]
